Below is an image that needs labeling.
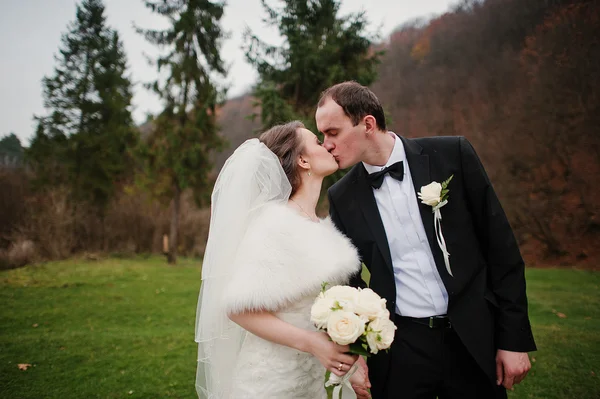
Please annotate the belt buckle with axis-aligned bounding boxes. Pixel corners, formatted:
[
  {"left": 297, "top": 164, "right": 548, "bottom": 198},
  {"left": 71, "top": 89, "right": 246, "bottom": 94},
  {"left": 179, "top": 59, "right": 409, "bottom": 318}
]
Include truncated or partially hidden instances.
[{"left": 428, "top": 316, "right": 434, "bottom": 328}]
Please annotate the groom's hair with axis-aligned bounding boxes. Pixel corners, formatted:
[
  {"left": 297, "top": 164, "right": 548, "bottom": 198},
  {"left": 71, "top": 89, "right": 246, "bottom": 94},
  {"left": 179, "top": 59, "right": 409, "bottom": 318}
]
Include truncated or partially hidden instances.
[
  {"left": 259, "top": 121, "right": 305, "bottom": 196},
  {"left": 318, "top": 81, "right": 386, "bottom": 131}
]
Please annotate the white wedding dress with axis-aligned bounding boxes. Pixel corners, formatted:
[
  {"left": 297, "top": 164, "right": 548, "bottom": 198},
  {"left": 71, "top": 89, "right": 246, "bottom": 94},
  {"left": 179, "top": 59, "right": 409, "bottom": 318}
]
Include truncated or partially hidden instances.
[
  {"left": 195, "top": 139, "right": 361, "bottom": 399},
  {"left": 223, "top": 203, "right": 361, "bottom": 398},
  {"left": 230, "top": 296, "right": 326, "bottom": 398}
]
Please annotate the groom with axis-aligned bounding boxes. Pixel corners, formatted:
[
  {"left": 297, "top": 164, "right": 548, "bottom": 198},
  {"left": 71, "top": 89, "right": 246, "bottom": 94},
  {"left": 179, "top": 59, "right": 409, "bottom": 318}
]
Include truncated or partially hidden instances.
[{"left": 317, "top": 81, "right": 536, "bottom": 399}]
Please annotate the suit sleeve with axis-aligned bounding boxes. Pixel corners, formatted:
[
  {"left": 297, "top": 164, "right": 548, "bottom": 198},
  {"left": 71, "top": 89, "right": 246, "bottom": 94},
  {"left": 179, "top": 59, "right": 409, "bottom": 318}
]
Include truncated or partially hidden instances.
[
  {"left": 328, "top": 190, "right": 367, "bottom": 290},
  {"left": 459, "top": 137, "right": 536, "bottom": 352}
]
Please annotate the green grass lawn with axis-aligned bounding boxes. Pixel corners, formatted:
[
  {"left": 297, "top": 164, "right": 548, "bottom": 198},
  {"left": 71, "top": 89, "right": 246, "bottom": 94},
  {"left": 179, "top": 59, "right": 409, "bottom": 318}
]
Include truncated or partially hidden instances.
[
  {"left": 0, "top": 256, "right": 201, "bottom": 399},
  {"left": 507, "top": 268, "right": 600, "bottom": 399},
  {"left": 1, "top": 258, "right": 598, "bottom": 399}
]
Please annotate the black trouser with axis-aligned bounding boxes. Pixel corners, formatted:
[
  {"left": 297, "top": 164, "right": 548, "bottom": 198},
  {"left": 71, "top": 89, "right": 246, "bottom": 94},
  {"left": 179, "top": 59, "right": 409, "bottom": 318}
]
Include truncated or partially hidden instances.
[{"left": 381, "top": 315, "right": 506, "bottom": 399}]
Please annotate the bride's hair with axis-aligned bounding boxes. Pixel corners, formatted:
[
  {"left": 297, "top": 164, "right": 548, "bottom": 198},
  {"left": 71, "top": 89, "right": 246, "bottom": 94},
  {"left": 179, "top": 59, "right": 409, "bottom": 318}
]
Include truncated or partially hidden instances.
[{"left": 259, "top": 121, "right": 305, "bottom": 195}]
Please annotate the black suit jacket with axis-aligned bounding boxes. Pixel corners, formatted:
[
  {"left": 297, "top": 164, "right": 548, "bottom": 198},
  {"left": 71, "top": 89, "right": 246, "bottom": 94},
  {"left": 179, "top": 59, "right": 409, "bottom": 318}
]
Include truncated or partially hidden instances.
[{"left": 328, "top": 136, "right": 536, "bottom": 397}]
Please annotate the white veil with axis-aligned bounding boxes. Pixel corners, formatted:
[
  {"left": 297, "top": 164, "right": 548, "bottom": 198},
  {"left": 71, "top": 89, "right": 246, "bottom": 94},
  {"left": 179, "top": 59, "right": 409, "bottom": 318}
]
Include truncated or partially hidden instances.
[{"left": 195, "top": 138, "right": 292, "bottom": 398}]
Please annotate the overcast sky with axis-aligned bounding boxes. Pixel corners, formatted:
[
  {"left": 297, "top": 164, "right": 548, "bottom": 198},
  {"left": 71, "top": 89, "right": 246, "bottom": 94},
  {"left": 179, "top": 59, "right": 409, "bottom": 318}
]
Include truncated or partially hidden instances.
[{"left": 1, "top": 0, "right": 456, "bottom": 144}]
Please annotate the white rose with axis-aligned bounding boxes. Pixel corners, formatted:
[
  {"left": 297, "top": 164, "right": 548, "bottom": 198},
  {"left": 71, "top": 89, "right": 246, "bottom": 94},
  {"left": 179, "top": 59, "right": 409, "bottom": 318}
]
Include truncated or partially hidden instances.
[
  {"left": 324, "top": 285, "right": 359, "bottom": 313},
  {"left": 381, "top": 308, "right": 390, "bottom": 319},
  {"left": 327, "top": 311, "right": 366, "bottom": 345},
  {"left": 366, "top": 318, "right": 397, "bottom": 354},
  {"left": 418, "top": 182, "right": 442, "bottom": 207},
  {"left": 354, "top": 288, "right": 388, "bottom": 321},
  {"left": 365, "top": 330, "right": 380, "bottom": 354},
  {"left": 310, "top": 294, "right": 335, "bottom": 330}
]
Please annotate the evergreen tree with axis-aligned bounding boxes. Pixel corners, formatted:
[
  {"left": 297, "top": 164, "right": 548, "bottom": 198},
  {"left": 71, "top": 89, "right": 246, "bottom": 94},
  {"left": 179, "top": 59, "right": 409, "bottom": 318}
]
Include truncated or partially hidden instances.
[
  {"left": 28, "top": 0, "right": 136, "bottom": 212},
  {"left": 0, "top": 133, "right": 23, "bottom": 167},
  {"left": 245, "top": 0, "right": 382, "bottom": 132},
  {"left": 27, "top": 119, "right": 69, "bottom": 186},
  {"left": 137, "top": 0, "right": 227, "bottom": 264}
]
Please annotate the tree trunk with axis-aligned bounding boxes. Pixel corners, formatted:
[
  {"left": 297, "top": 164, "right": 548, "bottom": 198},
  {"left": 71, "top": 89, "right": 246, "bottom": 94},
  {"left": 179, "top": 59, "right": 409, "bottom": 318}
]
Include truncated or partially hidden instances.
[
  {"left": 167, "top": 184, "right": 181, "bottom": 264},
  {"left": 100, "top": 211, "right": 106, "bottom": 252}
]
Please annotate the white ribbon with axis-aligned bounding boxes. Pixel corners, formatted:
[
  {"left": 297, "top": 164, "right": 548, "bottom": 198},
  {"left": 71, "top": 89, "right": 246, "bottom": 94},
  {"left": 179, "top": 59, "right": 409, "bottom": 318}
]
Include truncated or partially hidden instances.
[
  {"left": 325, "top": 363, "right": 359, "bottom": 399},
  {"left": 432, "top": 200, "right": 452, "bottom": 276}
]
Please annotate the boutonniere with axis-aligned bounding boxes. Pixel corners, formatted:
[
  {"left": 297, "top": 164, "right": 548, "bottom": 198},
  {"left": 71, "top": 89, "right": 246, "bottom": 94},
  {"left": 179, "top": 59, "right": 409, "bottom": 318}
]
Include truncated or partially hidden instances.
[{"left": 418, "top": 175, "right": 454, "bottom": 276}]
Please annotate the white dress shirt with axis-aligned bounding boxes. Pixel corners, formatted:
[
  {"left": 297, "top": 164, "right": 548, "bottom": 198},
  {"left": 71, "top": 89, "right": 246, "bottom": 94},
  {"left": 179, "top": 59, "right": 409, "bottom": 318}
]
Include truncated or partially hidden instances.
[{"left": 363, "top": 134, "right": 448, "bottom": 317}]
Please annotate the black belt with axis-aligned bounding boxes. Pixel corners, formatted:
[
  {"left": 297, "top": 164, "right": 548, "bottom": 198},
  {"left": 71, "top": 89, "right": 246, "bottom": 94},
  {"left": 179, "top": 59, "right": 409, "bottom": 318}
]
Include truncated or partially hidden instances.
[{"left": 396, "top": 315, "right": 452, "bottom": 329}]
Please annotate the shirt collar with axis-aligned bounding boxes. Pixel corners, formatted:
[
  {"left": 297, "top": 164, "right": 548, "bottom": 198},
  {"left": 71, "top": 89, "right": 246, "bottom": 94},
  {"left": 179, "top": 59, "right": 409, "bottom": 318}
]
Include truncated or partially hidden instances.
[{"left": 362, "top": 132, "right": 405, "bottom": 174}]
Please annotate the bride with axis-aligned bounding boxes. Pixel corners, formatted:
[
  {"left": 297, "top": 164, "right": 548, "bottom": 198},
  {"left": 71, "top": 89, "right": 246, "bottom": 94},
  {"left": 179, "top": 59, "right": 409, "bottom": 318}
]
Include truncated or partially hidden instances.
[{"left": 195, "top": 121, "right": 364, "bottom": 398}]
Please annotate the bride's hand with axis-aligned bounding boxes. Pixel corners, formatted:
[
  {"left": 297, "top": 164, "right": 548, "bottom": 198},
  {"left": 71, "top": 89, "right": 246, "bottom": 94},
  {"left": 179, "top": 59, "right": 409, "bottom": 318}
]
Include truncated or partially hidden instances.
[{"left": 307, "top": 331, "right": 358, "bottom": 377}]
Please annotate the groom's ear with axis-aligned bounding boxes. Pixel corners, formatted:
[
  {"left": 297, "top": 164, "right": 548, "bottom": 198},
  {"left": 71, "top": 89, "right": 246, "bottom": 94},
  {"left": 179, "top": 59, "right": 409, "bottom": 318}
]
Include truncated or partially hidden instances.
[{"left": 363, "top": 115, "right": 377, "bottom": 136}]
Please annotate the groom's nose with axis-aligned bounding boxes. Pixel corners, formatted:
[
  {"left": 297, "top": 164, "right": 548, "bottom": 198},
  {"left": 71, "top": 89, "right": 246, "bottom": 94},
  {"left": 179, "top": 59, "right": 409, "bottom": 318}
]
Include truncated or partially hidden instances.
[{"left": 323, "top": 138, "right": 334, "bottom": 151}]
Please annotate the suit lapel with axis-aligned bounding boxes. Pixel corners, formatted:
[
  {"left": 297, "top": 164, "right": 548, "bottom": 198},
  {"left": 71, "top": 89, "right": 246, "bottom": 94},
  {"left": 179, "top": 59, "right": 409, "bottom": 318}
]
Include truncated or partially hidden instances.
[
  {"left": 401, "top": 137, "right": 453, "bottom": 284},
  {"left": 354, "top": 165, "right": 395, "bottom": 277}
]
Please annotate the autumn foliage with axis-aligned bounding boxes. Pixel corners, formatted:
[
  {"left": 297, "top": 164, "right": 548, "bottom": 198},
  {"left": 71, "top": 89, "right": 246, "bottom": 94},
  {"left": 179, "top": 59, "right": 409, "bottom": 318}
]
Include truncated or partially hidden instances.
[{"left": 372, "top": 0, "right": 599, "bottom": 265}]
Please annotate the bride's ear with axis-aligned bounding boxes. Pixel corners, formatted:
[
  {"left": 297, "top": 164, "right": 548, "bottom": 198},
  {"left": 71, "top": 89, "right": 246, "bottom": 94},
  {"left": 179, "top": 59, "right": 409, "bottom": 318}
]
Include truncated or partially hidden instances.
[{"left": 297, "top": 155, "right": 310, "bottom": 171}]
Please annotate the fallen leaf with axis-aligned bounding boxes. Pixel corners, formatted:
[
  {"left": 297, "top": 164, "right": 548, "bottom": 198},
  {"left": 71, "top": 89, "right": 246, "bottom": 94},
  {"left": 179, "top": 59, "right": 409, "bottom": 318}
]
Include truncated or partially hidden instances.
[
  {"left": 556, "top": 312, "right": 567, "bottom": 318},
  {"left": 532, "top": 357, "right": 536, "bottom": 362},
  {"left": 585, "top": 317, "right": 591, "bottom": 320},
  {"left": 128, "top": 390, "right": 134, "bottom": 395},
  {"left": 59, "top": 347, "right": 66, "bottom": 351},
  {"left": 32, "top": 323, "right": 38, "bottom": 328},
  {"left": 591, "top": 371, "right": 596, "bottom": 376},
  {"left": 551, "top": 309, "right": 557, "bottom": 313},
  {"left": 18, "top": 363, "right": 32, "bottom": 371}
]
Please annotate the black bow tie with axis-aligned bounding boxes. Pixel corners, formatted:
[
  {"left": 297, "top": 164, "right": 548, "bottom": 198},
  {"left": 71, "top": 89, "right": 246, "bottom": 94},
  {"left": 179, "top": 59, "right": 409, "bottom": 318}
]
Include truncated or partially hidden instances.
[{"left": 368, "top": 161, "right": 404, "bottom": 189}]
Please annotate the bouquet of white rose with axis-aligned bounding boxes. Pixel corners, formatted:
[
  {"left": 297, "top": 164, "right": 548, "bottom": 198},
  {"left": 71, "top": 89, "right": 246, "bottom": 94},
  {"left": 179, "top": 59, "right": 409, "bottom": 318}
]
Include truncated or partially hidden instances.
[{"left": 310, "top": 283, "right": 397, "bottom": 398}]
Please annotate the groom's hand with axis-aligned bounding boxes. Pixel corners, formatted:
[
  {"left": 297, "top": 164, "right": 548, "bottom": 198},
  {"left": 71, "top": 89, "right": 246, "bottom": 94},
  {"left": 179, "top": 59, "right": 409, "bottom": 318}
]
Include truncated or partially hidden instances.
[
  {"left": 350, "top": 356, "right": 371, "bottom": 399},
  {"left": 495, "top": 349, "right": 531, "bottom": 390}
]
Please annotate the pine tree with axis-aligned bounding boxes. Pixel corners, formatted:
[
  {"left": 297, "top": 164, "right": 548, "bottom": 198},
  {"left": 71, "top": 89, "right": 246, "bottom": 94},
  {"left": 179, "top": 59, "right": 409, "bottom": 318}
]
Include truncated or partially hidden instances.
[
  {"left": 245, "top": 0, "right": 382, "bottom": 132},
  {"left": 137, "top": 0, "right": 227, "bottom": 264},
  {"left": 0, "top": 133, "right": 23, "bottom": 167},
  {"left": 28, "top": 0, "right": 136, "bottom": 212},
  {"left": 0, "top": 133, "right": 22, "bottom": 156}
]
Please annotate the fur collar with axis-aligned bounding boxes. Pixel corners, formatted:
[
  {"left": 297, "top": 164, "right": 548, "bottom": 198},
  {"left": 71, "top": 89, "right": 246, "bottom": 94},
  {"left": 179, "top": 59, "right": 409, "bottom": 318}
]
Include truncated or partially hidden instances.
[{"left": 223, "top": 202, "right": 361, "bottom": 314}]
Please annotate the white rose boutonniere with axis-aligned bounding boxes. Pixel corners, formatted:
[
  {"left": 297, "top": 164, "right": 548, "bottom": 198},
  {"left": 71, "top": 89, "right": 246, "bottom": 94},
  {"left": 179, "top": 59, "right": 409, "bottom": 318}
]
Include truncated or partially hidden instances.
[
  {"left": 418, "top": 175, "right": 454, "bottom": 276},
  {"left": 418, "top": 181, "right": 444, "bottom": 207}
]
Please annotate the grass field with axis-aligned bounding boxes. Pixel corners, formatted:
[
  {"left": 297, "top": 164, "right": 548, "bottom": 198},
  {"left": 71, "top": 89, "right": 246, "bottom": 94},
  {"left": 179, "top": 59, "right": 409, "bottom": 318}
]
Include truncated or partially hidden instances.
[{"left": 1, "top": 257, "right": 598, "bottom": 398}]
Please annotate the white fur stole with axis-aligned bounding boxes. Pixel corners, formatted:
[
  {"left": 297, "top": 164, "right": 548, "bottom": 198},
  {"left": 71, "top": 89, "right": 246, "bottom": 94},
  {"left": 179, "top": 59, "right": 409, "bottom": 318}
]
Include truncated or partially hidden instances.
[{"left": 223, "top": 202, "right": 360, "bottom": 314}]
